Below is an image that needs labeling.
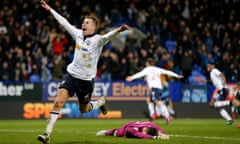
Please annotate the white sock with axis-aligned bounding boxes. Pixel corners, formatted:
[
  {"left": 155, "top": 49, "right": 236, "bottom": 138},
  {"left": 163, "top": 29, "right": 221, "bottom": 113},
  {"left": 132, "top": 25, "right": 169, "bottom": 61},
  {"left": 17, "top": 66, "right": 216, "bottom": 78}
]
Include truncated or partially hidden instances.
[
  {"left": 157, "top": 104, "right": 170, "bottom": 119},
  {"left": 148, "top": 102, "right": 155, "bottom": 117},
  {"left": 168, "top": 108, "right": 175, "bottom": 115},
  {"left": 219, "top": 108, "right": 232, "bottom": 121},
  {"left": 214, "top": 101, "right": 230, "bottom": 107},
  {"left": 46, "top": 111, "right": 59, "bottom": 135},
  {"left": 231, "top": 106, "right": 235, "bottom": 113},
  {"left": 89, "top": 97, "right": 106, "bottom": 110},
  {"left": 89, "top": 101, "right": 97, "bottom": 110}
]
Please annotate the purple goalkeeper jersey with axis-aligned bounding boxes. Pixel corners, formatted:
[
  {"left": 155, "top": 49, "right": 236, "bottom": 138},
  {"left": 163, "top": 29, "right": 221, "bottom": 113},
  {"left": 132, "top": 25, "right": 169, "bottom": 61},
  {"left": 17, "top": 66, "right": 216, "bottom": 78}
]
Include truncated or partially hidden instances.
[{"left": 106, "top": 121, "right": 166, "bottom": 139}]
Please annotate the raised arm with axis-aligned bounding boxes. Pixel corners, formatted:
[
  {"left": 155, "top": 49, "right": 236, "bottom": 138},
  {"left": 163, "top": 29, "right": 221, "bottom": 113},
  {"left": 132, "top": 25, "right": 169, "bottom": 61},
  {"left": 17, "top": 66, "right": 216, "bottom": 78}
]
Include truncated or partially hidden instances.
[
  {"left": 40, "top": 0, "right": 51, "bottom": 11},
  {"left": 159, "top": 68, "right": 184, "bottom": 79},
  {"left": 40, "top": 0, "right": 78, "bottom": 39},
  {"left": 117, "top": 24, "right": 130, "bottom": 32},
  {"left": 126, "top": 68, "right": 147, "bottom": 82},
  {"left": 101, "top": 24, "right": 130, "bottom": 45}
]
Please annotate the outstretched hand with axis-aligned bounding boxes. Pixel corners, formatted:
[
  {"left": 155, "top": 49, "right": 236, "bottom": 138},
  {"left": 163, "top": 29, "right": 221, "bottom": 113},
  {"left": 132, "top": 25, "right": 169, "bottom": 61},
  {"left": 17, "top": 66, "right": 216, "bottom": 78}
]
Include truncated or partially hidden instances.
[
  {"left": 40, "top": 0, "right": 51, "bottom": 11},
  {"left": 177, "top": 75, "right": 184, "bottom": 79},
  {"left": 152, "top": 134, "right": 170, "bottom": 140},
  {"left": 125, "top": 76, "right": 133, "bottom": 82},
  {"left": 117, "top": 24, "right": 130, "bottom": 32},
  {"left": 194, "top": 76, "right": 207, "bottom": 83}
]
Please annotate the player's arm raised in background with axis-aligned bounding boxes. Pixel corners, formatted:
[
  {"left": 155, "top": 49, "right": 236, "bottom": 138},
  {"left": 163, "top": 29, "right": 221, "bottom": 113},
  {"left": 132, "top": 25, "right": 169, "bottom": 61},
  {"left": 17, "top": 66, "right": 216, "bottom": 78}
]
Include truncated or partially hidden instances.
[
  {"left": 158, "top": 68, "right": 184, "bottom": 79},
  {"left": 126, "top": 68, "right": 148, "bottom": 82}
]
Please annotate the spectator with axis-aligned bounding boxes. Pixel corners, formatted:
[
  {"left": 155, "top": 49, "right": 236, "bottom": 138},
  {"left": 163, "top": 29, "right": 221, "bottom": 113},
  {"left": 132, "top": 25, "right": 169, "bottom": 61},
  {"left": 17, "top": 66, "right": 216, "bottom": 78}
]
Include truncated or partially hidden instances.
[
  {"left": 98, "top": 48, "right": 112, "bottom": 80},
  {"left": 127, "top": 51, "right": 140, "bottom": 75},
  {"left": 52, "top": 33, "right": 68, "bottom": 55},
  {"left": 0, "top": 0, "right": 239, "bottom": 83},
  {"left": 0, "top": 18, "right": 8, "bottom": 35},
  {"left": 41, "top": 56, "right": 52, "bottom": 82},
  {"left": 14, "top": 62, "right": 23, "bottom": 82},
  {"left": 0, "top": 62, "right": 10, "bottom": 82},
  {"left": 181, "top": 49, "right": 194, "bottom": 83},
  {"left": 52, "top": 55, "right": 63, "bottom": 80},
  {"left": 29, "top": 64, "right": 41, "bottom": 83},
  {"left": 109, "top": 52, "right": 120, "bottom": 80},
  {"left": 118, "top": 57, "right": 129, "bottom": 80}
]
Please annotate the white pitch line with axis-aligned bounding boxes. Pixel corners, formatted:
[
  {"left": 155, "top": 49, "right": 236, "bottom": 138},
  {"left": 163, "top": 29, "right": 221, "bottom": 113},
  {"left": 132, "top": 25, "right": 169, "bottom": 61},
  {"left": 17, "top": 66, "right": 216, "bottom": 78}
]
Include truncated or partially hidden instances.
[
  {"left": 0, "top": 129, "right": 42, "bottom": 133},
  {"left": 170, "top": 134, "right": 240, "bottom": 141},
  {"left": 0, "top": 129, "right": 95, "bottom": 133},
  {"left": 1, "top": 129, "right": 239, "bottom": 142}
]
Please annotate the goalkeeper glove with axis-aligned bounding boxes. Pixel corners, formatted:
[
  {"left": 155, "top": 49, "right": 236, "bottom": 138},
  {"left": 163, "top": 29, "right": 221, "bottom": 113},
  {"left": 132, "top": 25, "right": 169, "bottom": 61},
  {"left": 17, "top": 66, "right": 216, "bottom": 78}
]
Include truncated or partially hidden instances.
[{"left": 152, "top": 134, "right": 170, "bottom": 140}]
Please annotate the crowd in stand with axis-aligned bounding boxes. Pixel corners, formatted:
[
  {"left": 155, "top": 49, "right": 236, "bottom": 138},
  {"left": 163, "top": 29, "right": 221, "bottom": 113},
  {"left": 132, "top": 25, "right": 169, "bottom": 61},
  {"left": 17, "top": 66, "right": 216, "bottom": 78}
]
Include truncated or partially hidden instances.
[{"left": 0, "top": 0, "right": 239, "bottom": 84}]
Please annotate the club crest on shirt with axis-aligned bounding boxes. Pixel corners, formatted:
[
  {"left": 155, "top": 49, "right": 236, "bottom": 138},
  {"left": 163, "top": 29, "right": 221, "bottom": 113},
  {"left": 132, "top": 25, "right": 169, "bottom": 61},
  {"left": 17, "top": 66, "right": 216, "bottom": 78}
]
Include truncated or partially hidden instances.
[{"left": 86, "top": 40, "right": 91, "bottom": 46}]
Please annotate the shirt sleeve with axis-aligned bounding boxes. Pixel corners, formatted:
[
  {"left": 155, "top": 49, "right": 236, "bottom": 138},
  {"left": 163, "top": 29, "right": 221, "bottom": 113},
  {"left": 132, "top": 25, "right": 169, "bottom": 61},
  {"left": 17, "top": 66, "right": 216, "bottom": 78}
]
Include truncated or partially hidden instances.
[
  {"left": 100, "top": 28, "right": 119, "bottom": 46},
  {"left": 127, "top": 127, "right": 153, "bottom": 139},
  {"left": 213, "top": 69, "right": 222, "bottom": 76},
  {"left": 159, "top": 68, "right": 179, "bottom": 78},
  {"left": 131, "top": 68, "right": 148, "bottom": 80},
  {"left": 149, "top": 122, "right": 166, "bottom": 134},
  {"left": 50, "top": 9, "right": 79, "bottom": 40}
]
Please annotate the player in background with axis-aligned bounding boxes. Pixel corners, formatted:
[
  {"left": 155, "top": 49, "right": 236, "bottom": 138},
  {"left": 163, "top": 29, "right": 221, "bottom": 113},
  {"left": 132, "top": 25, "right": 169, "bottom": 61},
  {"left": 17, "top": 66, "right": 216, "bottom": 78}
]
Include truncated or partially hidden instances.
[
  {"left": 96, "top": 121, "right": 169, "bottom": 140},
  {"left": 197, "top": 62, "right": 233, "bottom": 125},
  {"left": 232, "top": 84, "right": 240, "bottom": 128},
  {"left": 126, "top": 58, "right": 183, "bottom": 124},
  {"left": 207, "top": 62, "right": 233, "bottom": 124},
  {"left": 160, "top": 75, "right": 176, "bottom": 116},
  {"left": 38, "top": 0, "right": 130, "bottom": 143}
]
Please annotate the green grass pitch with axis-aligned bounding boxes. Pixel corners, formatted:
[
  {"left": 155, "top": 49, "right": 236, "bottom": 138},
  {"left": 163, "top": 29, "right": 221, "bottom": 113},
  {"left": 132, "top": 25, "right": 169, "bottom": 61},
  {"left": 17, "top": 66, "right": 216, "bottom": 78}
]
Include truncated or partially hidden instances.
[{"left": 0, "top": 118, "right": 239, "bottom": 144}]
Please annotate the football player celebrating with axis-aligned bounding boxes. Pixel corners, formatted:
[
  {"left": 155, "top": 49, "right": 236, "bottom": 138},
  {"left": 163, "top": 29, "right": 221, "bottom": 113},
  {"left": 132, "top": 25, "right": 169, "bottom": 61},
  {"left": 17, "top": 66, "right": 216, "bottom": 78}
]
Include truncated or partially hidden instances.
[
  {"left": 207, "top": 62, "right": 233, "bottom": 124},
  {"left": 126, "top": 58, "right": 183, "bottom": 124},
  {"left": 38, "top": 0, "right": 130, "bottom": 143},
  {"left": 197, "top": 62, "right": 233, "bottom": 125}
]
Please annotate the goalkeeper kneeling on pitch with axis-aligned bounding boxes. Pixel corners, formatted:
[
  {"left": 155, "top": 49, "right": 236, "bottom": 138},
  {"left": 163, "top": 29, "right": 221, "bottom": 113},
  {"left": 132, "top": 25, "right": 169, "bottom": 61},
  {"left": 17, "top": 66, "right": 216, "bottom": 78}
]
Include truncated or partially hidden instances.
[{"left": 96, "top": 121, "right": 169, "bottom": 140}]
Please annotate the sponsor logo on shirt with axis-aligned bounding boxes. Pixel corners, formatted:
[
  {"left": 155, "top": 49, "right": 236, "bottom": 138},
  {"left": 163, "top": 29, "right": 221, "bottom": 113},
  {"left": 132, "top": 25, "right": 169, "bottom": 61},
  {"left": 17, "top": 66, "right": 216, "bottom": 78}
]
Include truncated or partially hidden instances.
[{"left": 82, "top": 47, "right": 88, "bottom": 52}]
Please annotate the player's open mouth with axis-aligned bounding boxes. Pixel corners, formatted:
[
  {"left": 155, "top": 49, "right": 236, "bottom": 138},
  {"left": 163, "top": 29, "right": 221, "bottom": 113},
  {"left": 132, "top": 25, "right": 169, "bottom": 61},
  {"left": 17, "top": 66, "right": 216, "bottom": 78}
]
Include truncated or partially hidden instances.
[{"left": 82, "top": 28, "right": 87, "bottom": 32}]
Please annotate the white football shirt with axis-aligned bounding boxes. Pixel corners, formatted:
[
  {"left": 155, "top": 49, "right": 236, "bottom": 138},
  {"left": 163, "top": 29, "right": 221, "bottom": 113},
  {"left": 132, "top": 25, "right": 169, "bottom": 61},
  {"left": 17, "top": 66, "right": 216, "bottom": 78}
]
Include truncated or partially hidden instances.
[
  {"left": 50, "top": 9, "right": 119, "bottom": 80},
  {"left": 210, "top": 68, "right": 226, "bottom": 90},
  {"left": 131, "top": 66, "right": 179, "bottom": 89}
]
